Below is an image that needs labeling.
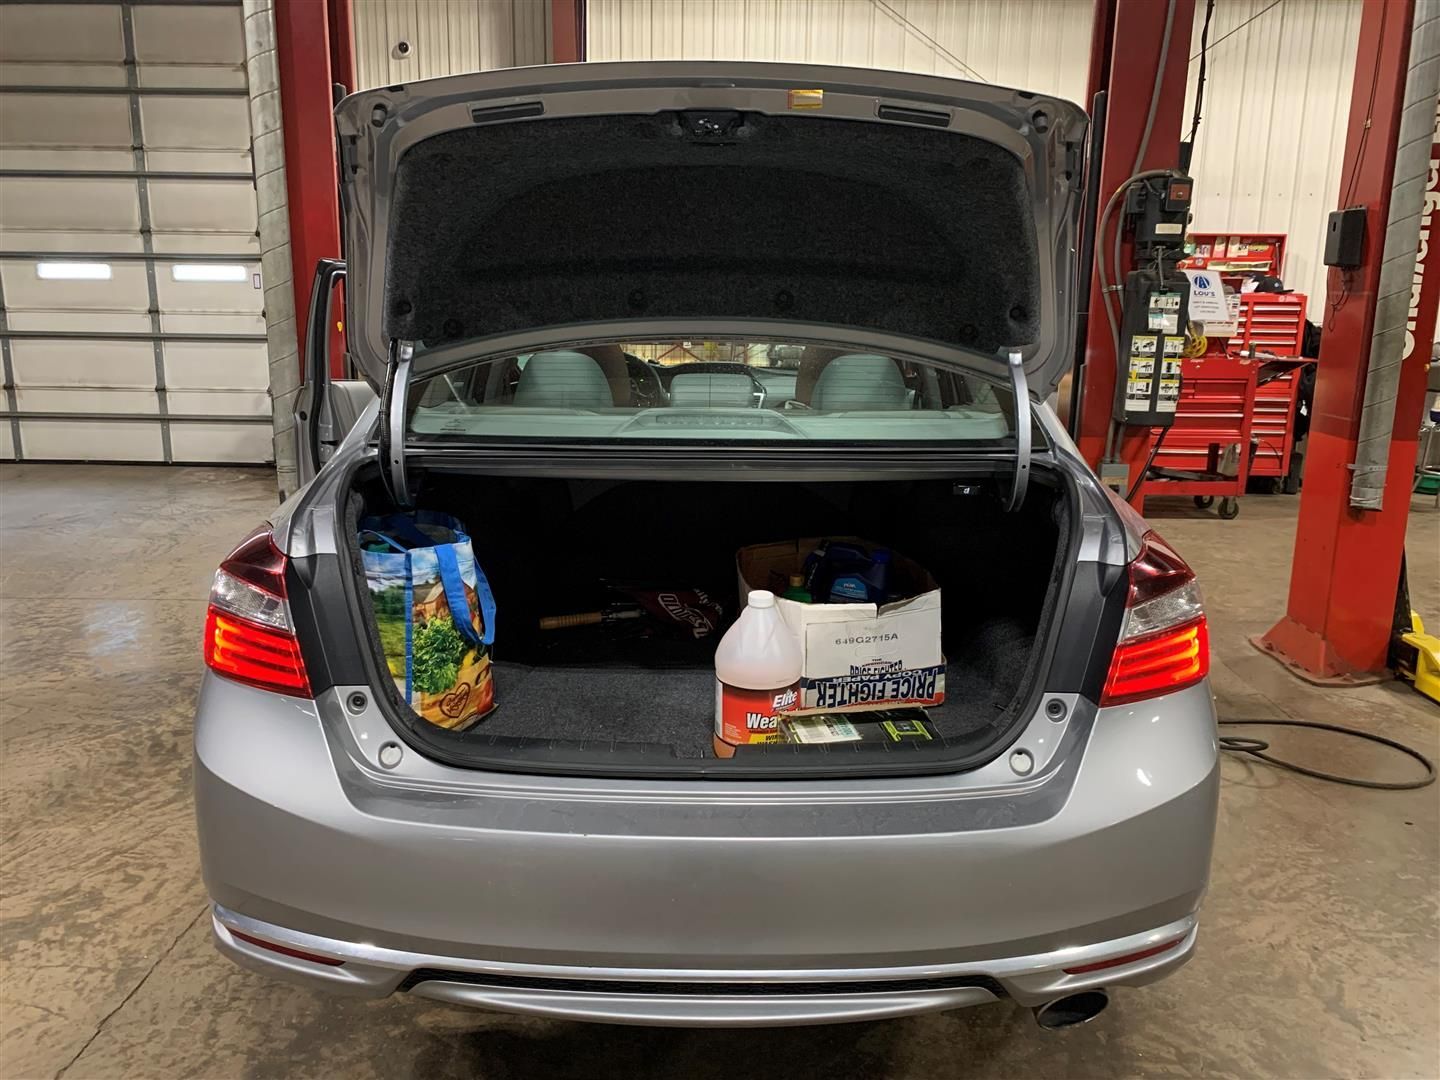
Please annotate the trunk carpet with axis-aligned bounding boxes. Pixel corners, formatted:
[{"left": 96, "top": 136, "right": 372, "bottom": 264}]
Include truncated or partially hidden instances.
[{"left": 472, "top": 657, "right": 1018, "bottom": 758}]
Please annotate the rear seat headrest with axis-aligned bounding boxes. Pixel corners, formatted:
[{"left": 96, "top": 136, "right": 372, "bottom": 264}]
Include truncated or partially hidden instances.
[
  {"left": 513, "top": 351, "right": 614, "bottom": 409},
  {"left": 809, "top": 353, "right": 910, "bottom": 411}
]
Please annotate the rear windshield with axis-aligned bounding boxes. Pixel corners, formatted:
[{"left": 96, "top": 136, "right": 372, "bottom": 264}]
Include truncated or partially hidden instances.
[{"left": 407, "top": 339, "right": 1030, "bottom": 446}]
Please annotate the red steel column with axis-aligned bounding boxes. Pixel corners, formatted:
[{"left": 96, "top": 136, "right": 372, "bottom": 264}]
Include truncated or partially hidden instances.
[
  {"left": 552, "top": 0, "right": 586, "bottom": 63},
  {"left": 1075, "top": 0, "right": 1196, "bottom": 499},
  {"left": 274, "top": 0, "right": 343, "bottom": 374},
  {"left": 325, "top": 0, "right": 355, "bottom": 374},
  {"left": 1257, "top": 0, "right": 1437, "bottom": 682},
  {"left": 328, "top": 0, "right": 357, "bottom": 95}
]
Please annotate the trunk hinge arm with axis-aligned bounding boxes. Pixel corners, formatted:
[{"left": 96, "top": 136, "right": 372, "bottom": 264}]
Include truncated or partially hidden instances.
[
  {"left": 1004, "top": 349, "right": 1031, "bottom": 512},
  {"left": 379, "top": 339, "right": 415, "bottom": 508}
]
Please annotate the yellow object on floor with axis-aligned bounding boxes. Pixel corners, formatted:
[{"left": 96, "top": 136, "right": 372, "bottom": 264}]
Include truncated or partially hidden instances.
[{"left": 1397, "top": 611, "right": 1440, "bottom": 705}]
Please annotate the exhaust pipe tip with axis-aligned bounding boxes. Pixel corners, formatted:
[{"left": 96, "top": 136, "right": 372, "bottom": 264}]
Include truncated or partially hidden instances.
[{"left": 1032, "top": 989, "right": 1110, "bottom": 1030}]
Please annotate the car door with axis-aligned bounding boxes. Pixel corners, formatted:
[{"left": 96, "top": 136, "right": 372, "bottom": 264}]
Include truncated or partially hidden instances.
[{"left": 294, "top": 259, "right": 377, "bottom": 485}]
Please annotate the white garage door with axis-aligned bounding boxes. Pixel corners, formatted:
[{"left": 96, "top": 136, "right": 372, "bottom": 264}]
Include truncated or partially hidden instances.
[{"left": 0, "top": 0, "right": 269, "bottom": 464}]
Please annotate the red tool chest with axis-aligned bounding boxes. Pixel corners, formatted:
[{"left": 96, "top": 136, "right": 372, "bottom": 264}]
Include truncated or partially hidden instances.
[
  {"left": 1181, "top": 232, "right": 1287, "bottom": 283},
  {"left": 1230, "top": 291, "right": 1307, "bottom": 480},
  {"left": 1251, "top": 366, "right": 1305, "bottom": 479},
  {"left": 1137, "top": 285, "right": 1311, "bottom": 518},
  {"left": 1233, "top": 292, "right": 1307, "bottom": 357}
]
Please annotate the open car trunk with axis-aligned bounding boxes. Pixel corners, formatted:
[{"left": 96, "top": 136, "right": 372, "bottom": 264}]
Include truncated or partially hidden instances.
[{"left": 342, "top": 464, "right": 1075, "bottom": 776}]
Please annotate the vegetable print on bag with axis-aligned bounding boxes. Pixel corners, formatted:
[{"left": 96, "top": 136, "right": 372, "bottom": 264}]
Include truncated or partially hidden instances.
[{"left": 359, "top": 512, "right": 497, "bottom": 730}]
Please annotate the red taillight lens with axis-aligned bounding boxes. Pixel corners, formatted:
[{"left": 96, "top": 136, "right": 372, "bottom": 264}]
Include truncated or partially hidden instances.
[
  {"left": 1102, "top": 617, "right": 1208, "bottom": 706},
  {"left": 203, "top": 526, "right": 310, "bottom": 696},
  {"left": 204, "top": 608, "right": 310, "bottom": 695},
  {"left": 1101, "top": 530, "right": 1209, "bottom": 706}
]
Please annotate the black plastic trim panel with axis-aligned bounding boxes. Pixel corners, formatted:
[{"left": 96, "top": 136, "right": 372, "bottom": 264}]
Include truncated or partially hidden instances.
[
  {"left": 286, "top": 554, "right": 369, "bottom": 694},
  {"left": 396, "top": 968, "right": 1007, "bottom": 998}
]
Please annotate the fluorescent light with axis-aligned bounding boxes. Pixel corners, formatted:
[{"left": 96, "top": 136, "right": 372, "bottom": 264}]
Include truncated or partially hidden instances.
[
  {"left": 36, "top": 262, "right": 111, "bottom": 280},
  {"left": 171, "top": 263, "right": 250, "bottom": 283}
]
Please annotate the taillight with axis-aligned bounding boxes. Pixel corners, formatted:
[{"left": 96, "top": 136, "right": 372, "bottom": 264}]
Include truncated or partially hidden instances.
[
  {"left": 1101, "top": 531, "right": 1209, "bottom": 706},
  {"left": 203, "top": 526, "right": 310, "bottom": 696}
]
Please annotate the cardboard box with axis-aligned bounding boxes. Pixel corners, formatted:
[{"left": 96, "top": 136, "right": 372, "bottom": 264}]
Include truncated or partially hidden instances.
[
  {"left": 737, "top": 537, "right": 945, "bottom": 714},
  {"left": 781, "top": 709, "right": 938, "bottom": 745}
]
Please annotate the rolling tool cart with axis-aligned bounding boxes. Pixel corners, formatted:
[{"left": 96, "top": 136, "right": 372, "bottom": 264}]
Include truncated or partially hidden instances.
[
  {"left": 1231, "top": 292, "right": 1311, "bottom": 486},
  {"left": 1136, "top": 291, "right": 1312, "bottom": 519},
  {"left": 1137, "top": 352, "right": 1254, "bottom": 519}
]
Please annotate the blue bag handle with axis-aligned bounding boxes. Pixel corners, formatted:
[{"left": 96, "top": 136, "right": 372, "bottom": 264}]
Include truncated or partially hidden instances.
[
  {"left": 358, "top": 530, "right": 409, "bottom": 554},
  {"left": 434, "top": 543, "right": 495, "bottom": 647},
  {"left": 368, "top": 516, "right": 444, "bottom": 549}
]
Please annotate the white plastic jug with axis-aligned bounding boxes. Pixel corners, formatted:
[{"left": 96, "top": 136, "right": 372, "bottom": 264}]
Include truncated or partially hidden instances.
[{"left": 714, "top": 589, "right": 803, "bottom": 751}]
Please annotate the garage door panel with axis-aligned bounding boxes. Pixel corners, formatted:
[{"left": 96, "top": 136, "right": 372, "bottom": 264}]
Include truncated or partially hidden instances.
[
  {"left": 0, "top": 178, "right": 140, "bottom": 231},
  {"left": 137, "top": 66, "right": 248, "bottom": 91},
  {"left": 145, "top": 149, "right": 253, "bottom": 174},
  {"left": 0, "top": 230, "right": 146, "bottom": 255},
  {"left": 149, "top": 234, "right": 259, "bottom": 257},
  {"left": 19, "top": 419, "right": 165, "bottom": 462},
  {"left": 11, "top": 339, "right": 156, "bottom": 389},
  {"left": 0, "top": 63, "right": 127, "bottom": 89},
  {"left": 1, "top": 260, "right": 150, "bottom": 312},
  {"left": 167, "top": 389, "right": 269, "bottom": 417},
  {"left": 0, "top": 423, "right": 14, "bottom": 461},
  {"left": 0, "top": 148, "right": 137, "bottom": 173},
  {"left": 0, "top": 93, "right": 133, "bottom": 149},
  {"left": 164, "top": 341, "right": 268, "bottom": 392},
  {"left": 5, "top": 311, "right": 152, "bottom": 334},
  {"left": 15, "top": 386, "right": 158, "bottom": 416},
  {"left": 155, "top": 262, "right": 262, "bottom": 314},
  {"left": 160, "top": 312, "right": 266, "bottom": 336},
  {"left": 0, "top": 5, "right": 124, "bottom": 64},
  {"left": 168, "top": 422, "right": 270, "bottom": 463},
  {"left": 147, "top": 180, "right": 256, "bottom": 233},
  {"left": 132, "top": 4, "right": 244, "bottom": 66},
  {"left": 140, "top": 96, "right": 251, "bottom": 151}
]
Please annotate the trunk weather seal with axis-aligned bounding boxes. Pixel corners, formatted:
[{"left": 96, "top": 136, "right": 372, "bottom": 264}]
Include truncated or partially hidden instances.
[{"left": 327, "top": 450, "right": 1095, "bottom": 780}]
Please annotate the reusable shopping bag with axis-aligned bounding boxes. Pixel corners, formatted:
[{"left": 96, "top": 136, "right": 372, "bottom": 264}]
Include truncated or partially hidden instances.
[{"left": 358, "top": 512, "right": 496, "bottom": 730}]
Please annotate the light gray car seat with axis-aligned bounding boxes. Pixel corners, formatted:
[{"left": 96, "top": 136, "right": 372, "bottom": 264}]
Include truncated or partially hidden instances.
[
  {"left": 809, "top": 353, "right": 911, "bottom": 410},
  {"left": 513, "top": 351, "right": 614, "bottom": 408}
]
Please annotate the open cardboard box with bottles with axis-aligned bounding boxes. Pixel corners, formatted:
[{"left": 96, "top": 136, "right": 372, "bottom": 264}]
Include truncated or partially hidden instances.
[{"left": 735, "top": 537, "right": 946, "bottom": 721}]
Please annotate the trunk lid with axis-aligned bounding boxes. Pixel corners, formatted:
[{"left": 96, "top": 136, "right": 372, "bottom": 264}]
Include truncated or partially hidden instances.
[{"left": 333, "top": 61, "right": 1087, "bottom": 393}]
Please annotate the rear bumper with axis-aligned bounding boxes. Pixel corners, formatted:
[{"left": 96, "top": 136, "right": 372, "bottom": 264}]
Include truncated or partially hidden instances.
[
  {"left": 212, "top": 903, "right": 1197, "bottom": 1025},
  {"left": 195, "top": 672, "right": 1219, "bottom": 1023}
]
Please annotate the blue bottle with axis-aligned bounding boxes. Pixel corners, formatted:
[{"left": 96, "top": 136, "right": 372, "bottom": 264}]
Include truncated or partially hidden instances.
[{"left": 827, "top": 547, "right": 892, "bottom": 604}]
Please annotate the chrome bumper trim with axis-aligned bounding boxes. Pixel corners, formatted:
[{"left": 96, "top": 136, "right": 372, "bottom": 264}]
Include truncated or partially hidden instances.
[{"left": 211, "top": 904, "right": 1198, "bottom": 1022}]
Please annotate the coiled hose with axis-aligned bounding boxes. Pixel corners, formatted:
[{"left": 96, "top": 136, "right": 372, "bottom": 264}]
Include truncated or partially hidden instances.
[{"left": 1218, "top": 718, "right": 1436, "bottom": 790}]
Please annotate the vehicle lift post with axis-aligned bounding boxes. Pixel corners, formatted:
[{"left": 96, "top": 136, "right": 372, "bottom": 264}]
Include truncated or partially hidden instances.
[
  {"left": 273, "top": 0, "right": 355, "bottom": 377},
  {"left": 1073, "top": 0, "right": 1197, "bottom": 504},
  {"left": 1256, "top": 0, "right": 1440, "bottom": 684}
]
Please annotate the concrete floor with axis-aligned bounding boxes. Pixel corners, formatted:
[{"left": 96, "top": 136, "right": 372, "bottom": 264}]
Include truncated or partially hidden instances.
[{"left": 1, "top": 462, "right": 1436, "bottom": 1080}]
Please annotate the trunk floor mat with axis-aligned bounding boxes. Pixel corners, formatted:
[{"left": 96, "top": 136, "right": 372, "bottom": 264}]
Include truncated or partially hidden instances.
[{"left": 471, "top": 661, "right": 1012, "bottom": 758}]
